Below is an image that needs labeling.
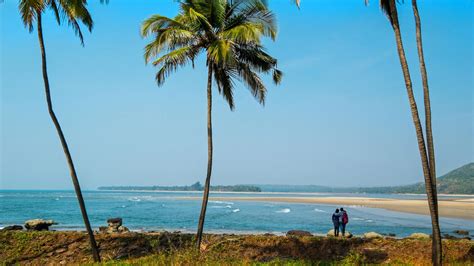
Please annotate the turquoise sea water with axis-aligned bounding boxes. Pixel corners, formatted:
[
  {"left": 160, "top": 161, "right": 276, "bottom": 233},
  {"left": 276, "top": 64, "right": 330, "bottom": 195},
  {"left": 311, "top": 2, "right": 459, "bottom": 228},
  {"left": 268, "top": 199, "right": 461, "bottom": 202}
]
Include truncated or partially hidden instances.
[{"left": 0, "top": 190, "right": 472, "bottom": 237}]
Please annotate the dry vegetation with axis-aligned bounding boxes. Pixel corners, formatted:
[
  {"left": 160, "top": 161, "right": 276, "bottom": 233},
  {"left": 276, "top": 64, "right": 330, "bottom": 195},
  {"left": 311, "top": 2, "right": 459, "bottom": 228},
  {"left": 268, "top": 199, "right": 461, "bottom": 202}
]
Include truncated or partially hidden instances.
[{"left": 1, "top": 231, "right": 473, "bottom": 265}]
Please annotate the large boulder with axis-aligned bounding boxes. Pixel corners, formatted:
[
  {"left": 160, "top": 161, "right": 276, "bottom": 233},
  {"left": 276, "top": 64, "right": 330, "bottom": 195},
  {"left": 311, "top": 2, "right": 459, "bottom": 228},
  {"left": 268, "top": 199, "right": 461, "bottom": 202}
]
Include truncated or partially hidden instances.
[
  {"left": 408, "top": 233, "right": 430, "bottom": 239},
  {"left": 24, "top": 219, "right": 56, "bottom": 231},
  {"left": 1, "top": 225, "right": 23, "bottom": 231},
  {"left": 327, "top": 229, "right": 352, "bottom": 238},
  {"left": 286, "top": 230, "right": 313, "bottom": 237},
  {"left": 101, "top": 218, "right": 129, "bottom": 234},
  {"left": 363, "top": 232, "right": 383, "bottom": 239},
  {"left": 107, "top": 217, "right": 122, "bottom": 227}
]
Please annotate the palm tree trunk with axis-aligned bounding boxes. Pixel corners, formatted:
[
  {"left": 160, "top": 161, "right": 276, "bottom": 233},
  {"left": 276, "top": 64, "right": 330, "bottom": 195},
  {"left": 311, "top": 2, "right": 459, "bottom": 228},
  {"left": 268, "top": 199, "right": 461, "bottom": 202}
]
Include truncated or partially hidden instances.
[
  {"left": 196, "top": 64, "right": 213, "bottom": 250},
  {"left": 37, "top": 13, "right": 101, "bottom": 263},
  {"left": 387, "top": 1, "right": 442, "bottom": 265},
  {"left": 411, "top": 0, "right": 442, "bottom": 264}
]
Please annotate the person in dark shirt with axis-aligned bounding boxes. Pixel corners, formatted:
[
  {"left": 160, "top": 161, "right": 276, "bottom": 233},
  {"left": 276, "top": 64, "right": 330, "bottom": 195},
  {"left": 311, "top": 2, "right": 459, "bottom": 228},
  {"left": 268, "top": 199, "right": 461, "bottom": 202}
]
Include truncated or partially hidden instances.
[{"left": 332, "top": 208, "right": 341, "bottom": 236}]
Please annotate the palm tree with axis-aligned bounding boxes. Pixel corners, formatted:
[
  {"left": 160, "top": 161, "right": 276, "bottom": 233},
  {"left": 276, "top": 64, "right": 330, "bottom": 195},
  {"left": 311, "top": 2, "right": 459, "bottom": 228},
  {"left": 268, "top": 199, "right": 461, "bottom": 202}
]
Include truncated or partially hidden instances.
[
  {"left": 411, "top": 0, "right": 441, "bottom": 264},
  {"left": 363, "top": 0, "right": 442, "bottom": 264},
  {"left": 141, "top": 0, "right": 282, "bottom": 249},
  {"left": 19, "top": 0, "right": 100, "bottom": 262}
]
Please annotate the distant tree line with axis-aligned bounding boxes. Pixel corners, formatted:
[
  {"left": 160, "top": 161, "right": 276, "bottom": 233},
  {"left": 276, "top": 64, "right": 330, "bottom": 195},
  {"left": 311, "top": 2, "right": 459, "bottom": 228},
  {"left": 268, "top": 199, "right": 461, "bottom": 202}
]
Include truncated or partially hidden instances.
[{"left": 98, "top": 182, "right": 262, "bottom": 192}]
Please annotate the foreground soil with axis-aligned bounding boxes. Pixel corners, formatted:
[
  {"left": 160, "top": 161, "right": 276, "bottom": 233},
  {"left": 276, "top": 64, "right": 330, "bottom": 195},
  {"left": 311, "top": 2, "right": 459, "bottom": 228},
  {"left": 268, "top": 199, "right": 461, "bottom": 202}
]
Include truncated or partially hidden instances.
[{"left": 1, "top": 231, "right": 473, "bottom": 265}]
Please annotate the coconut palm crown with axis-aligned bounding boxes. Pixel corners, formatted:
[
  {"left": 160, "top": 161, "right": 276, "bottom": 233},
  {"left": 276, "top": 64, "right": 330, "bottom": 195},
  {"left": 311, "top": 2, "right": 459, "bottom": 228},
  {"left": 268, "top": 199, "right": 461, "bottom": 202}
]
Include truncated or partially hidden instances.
[
  {"left": 141, "top": 0, "right": 282, "bottom": 109},
  {"left": 19, "top": 0, "right": 95, "bottom": 45}
]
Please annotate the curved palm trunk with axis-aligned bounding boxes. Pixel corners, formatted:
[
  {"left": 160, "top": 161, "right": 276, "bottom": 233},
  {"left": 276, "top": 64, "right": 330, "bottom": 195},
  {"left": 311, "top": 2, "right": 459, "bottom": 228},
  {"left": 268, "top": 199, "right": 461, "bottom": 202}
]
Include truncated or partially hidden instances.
[
  {"left": 412, "top": 0, "right": 442, "bottom": 264},
  {"left": 37, "top": 13, "right": 101, "bottom": 263},
  {"left": 196, "top": 64, "right": 213, "bottom": 250},
  {"left": 387, "top": 1, "right": 442, "bottom": 265}
]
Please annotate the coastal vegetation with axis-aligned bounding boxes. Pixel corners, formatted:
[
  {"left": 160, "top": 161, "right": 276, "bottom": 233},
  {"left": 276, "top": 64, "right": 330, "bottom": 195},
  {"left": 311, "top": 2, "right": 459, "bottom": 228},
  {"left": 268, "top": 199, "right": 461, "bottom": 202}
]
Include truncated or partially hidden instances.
[
  {"left": 141, "top": 0, "right": 281, "bottom": 249},
  {"left": 1, "top": 231, "right": 472, "bottom": 265},
  {"left": 98, "top": 182, "right": 262, "bottom": 192}
]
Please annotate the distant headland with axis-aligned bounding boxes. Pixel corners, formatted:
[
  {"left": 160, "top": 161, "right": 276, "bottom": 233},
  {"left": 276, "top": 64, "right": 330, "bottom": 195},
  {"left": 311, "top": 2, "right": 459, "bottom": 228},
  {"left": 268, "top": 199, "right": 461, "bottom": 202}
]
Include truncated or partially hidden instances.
[{"left": 98, "top": 163, "right": 473, "bottom": 195}]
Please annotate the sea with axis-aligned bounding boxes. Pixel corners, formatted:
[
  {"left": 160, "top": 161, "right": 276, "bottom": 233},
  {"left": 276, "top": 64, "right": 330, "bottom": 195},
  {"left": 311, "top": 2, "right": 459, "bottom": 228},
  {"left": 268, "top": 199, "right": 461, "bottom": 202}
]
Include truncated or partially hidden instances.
[{"left": 1, "top": 190, "right": 472, "bottom": 237}]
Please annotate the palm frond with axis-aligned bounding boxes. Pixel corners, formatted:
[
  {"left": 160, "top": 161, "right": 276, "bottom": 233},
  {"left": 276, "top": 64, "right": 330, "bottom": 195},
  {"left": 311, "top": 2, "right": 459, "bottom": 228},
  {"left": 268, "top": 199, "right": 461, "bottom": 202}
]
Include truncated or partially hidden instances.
[
  {"left": 152, "top": 46, "right": 200, "bottom": 86},
  {"left": 144, "top": 28, "right": 196, "bottom": 63},
  {"left": 19, "top": 0, "right": 43, "bottom": 31},
  {"left": 213, "top": 64, "right": 235, "bottom": 110}
]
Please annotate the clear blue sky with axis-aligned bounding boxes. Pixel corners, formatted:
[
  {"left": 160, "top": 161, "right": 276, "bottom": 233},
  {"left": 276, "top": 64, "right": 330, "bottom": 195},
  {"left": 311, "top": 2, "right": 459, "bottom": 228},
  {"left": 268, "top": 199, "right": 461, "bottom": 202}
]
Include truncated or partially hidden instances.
[{"left": 1, "top": 0, "right": 472, "bottom": 189}]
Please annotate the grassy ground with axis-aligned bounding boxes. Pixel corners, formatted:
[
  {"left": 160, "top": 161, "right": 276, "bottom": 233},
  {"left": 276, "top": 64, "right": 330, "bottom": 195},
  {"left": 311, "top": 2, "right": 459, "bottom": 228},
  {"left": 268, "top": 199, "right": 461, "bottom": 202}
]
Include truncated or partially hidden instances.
[{"left": 1, "top": 231, "right": 473, "bottom": 265}]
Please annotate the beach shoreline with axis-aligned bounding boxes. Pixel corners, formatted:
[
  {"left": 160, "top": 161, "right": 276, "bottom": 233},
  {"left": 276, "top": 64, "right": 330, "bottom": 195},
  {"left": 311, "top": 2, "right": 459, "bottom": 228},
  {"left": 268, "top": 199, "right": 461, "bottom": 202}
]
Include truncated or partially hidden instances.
[{"left": 176, "top": 196, "right": 474, "bottom": 220}]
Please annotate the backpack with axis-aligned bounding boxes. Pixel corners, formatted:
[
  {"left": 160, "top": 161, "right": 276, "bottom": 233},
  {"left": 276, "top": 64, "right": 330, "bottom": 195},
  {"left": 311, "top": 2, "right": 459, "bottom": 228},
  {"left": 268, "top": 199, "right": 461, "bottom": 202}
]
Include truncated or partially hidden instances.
[{"left": 342, "top": 212, "right": 349, "bottom": 224}]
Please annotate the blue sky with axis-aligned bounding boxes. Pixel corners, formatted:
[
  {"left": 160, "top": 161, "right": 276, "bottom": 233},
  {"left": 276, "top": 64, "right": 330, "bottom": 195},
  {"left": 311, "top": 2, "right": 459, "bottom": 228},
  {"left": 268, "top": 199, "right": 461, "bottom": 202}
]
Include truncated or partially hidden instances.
[{"left": 1, "top": 0, "right": 472, "bottom": 189}]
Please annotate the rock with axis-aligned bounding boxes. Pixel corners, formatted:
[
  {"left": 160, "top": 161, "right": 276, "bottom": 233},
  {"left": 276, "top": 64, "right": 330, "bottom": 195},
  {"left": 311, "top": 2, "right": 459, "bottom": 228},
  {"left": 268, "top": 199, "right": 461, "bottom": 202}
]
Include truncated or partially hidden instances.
[
  {"left": 1, "top": 225, "right": 23, "bottom": 231},
  {"left": 327, "top": 229, "right": 352, "bottom": 238},
  {"left": 408, "top": 233, "right": 430, "bottom": 239},
  {"left": 286, "top": 230, "right": 313, "bottom": 237},
  {"left": 107, "top": 217, "right": 122, "bottom": 227},
  {"left": 443, "top": 234, "right": 457, "bottom": 240},
  {"left": 118, "top": 226, "right": 129, "bottom": 233},
  {"left": 102, "top": 218, "right": 128, "bottom": 234},
  {"left": 454, "top": 230, "right": 469, "bottom": 235},
  {"left": 363, "top": 232, "right": 383, "bottom": 239},
  {"left": 24, "top": 219, "right": 56, "bottom": 231}
]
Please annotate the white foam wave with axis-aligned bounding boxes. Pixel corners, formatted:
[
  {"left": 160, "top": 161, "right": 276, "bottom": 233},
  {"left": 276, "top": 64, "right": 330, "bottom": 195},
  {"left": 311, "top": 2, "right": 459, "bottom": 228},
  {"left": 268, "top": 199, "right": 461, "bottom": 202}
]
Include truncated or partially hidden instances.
[
  {"left": 210, "top": 205, "right": 233, "bottom": 209},
  {"left": 276, "top": 208, "right": 291, "bottom": 213},
  {"left": 314, "top": 208, "right": 327, "bottom": 213},
  {"left": 209, "top": 200, "right": 234, "bottom": 205},
  {"left": 128, "top": 197, "right": 141, "bottom": 202},
  {"left": 232, "top": 208, "right": 240, "bottom": 213}
]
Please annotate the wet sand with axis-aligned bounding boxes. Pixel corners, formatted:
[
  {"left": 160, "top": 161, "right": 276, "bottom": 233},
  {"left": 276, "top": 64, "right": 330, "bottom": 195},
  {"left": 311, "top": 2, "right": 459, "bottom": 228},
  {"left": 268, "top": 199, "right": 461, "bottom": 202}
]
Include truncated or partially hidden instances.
[{"left": 179, "top": 196, "right": 474, "bottom": 220}]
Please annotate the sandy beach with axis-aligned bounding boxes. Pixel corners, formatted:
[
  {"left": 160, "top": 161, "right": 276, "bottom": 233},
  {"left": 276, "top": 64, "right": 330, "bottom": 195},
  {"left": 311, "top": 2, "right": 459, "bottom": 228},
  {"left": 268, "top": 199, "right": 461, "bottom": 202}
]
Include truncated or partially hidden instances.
[{"left": 179, "top": 196, "right": 474, "bottom": 220}]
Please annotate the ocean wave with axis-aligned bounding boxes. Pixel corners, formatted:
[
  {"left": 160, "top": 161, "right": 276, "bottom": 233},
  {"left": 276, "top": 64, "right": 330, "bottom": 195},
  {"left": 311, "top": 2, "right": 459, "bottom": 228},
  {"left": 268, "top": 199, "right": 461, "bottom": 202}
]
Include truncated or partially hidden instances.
[
  {"left": 232, "top": 208, "right": 240, "bottom": 213},
  {"left": 276, "top": 208, "right": 291, "bottom": 213},
  {"left": 210, "top": 205, "right": 233, "bottom": 209},
  {"left": 209, "top": 200, "right": 234, "bottom": 205},
  {"left": 314, "top": 208, "right": 327, "bottom": 213},
  {"left": 352, "top": 217, "right": 364, "bottom": 221},
  {"left": 128, "top": 197, "right": 141, "bottom": 202}
]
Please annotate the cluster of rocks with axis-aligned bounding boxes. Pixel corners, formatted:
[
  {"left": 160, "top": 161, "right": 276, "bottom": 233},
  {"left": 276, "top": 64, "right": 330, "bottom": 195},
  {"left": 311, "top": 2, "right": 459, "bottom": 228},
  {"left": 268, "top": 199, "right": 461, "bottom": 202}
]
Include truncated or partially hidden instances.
[
  {"left": 99, "top": 218, "right": 129, "bottom": 234},
  {"left": 1, "top": 219, "right": 57, "bottom": 231}
]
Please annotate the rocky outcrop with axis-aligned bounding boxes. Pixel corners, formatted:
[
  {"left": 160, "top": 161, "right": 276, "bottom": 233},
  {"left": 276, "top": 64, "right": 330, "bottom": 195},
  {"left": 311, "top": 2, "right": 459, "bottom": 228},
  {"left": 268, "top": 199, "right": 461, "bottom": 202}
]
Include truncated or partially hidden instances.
[
  {"left": 453, "top": 230, "right": 469, "bottom": 235},
  {"left": 1, "top": 225, "right": 23, "bottom": 231},
  {"left": 286, "top": 230, "right": 313, "bottom": 237},
  {"left": 99, "top": 218, "right": 129, "bottom": 234},
  {"left": 327, "top": 229, "right": 352, "bottom": 238},
  {"left": 408, "top": 233, "right": 430, "bottom": 239},
  {"left": 24, "top": 219, "right": 56, "bottom": 231},
  {"left": 363, "top": 232, "right": 383, "bottom": 239}
]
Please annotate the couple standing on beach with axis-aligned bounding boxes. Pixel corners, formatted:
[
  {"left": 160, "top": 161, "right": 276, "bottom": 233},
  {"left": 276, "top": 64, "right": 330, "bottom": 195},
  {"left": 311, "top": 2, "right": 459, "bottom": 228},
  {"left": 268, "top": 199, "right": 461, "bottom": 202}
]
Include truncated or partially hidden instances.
[{"left": 332, "top": 208, "right": 349, "bottom": 237}]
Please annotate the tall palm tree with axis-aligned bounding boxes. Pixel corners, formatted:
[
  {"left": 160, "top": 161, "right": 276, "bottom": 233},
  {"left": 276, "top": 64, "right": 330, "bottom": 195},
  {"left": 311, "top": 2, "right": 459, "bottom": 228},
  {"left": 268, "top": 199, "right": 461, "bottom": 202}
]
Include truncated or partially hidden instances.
[
  {"left": 19, "top": 0, "right": 101, "bottom": 262},
  {"left": 411, "top": 0, "right": 441, "bottom": 264},
  {"left": 365, "top": 0, "right": 442, "bottom": 264},
  {"left": 141, "top": 0, "right": 282, "bottom": 249}
]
